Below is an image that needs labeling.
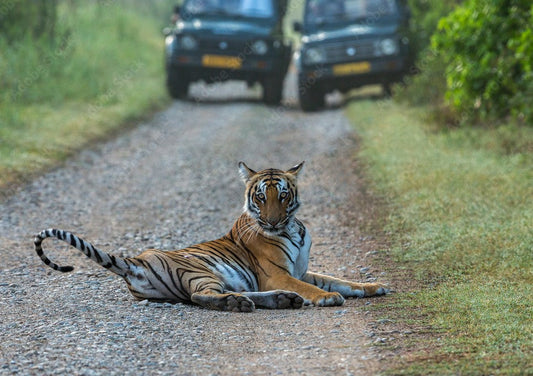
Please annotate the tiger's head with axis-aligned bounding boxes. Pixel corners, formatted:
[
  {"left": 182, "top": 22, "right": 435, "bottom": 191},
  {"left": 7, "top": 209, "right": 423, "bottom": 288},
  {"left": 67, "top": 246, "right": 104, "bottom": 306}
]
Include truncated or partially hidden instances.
[{"left": 239, "top": 162, "right": 304, "bottom": 235}]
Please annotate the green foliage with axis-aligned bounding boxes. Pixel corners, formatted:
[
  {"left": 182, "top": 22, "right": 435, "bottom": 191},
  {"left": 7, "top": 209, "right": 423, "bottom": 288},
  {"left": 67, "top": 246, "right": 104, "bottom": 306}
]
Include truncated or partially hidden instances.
[
  {"left": 395, "top": 1, "right": 457, "bottom": 110},
  {"left": 395, "top": 48, "right": 448, "bottom": 107},
  {"left": 0, "top": 0, "right": 174, "bottom": 189},
  {"left": 432, "top": 0, "right": 533, "bottom": 124},
  {"left": 0, "top": 0, "right": 58, "bottom": 42},
  {"left": 1, "top": 1, "right": 174, "bottom": 105},
  {"left": 347, "top": 99, "right": 533, "bottom": 374},
  {"left": 405, "top": 0, "right": 460, "bottom": 58}
]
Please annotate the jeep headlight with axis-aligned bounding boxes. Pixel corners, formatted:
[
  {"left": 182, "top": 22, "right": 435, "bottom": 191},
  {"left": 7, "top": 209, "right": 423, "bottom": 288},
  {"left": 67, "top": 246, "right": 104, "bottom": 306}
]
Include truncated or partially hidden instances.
[
  {"left": 380, "top": 38, "right": 398, "bottom": 55},
  {"left": 165, "top": 35, "right": 175, "bottom": 55},
  {"left": 252, "top": 40, "right": 268, "bottom": 55},
  {"left": 303, "top": 47, "right": 325, "bottom": 64},
  {"left": 165, "top": 35, "right": 175, "bottom": 47},
  {"left": 180, "top": 35, "right": 198, "bottom": 50}
]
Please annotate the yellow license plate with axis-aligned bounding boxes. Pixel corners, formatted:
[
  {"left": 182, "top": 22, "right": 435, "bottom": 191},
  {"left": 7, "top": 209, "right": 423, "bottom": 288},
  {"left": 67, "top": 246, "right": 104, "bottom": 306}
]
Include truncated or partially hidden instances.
[
  {"left": 333, "top": 61, "right": 371, "bottom": 76},
  {"left": 202, "top": 55, "right": 242, "bottom": 69}
]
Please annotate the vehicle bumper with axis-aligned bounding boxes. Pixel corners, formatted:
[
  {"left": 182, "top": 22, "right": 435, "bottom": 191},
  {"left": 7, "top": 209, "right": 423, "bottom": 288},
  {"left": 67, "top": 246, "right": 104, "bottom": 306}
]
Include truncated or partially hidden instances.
[
  {"left": 167, "top": 52, "right": 289, "bottom": 82},
  {"left": 299, "top": 56, "right": 408, "bottom": 91}
]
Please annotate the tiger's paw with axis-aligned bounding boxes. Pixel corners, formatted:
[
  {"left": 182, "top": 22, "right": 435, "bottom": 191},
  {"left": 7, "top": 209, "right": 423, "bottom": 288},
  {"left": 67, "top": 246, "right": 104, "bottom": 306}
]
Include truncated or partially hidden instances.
[
  {"left": 363, "top": 283, "right": 390, "bottom": 297},
  {"left": 272, "top": 290, "right": 304, "bottom": 309},
  {"left": 310, "top": 292, "right": 345, "bottom": 307},
  {"left": 241, "top": 290, "right": 304, "bottom": 309},
  {"left": 343, "top": 282, "right": 391, "bottom": 298},
  {"left": 223, "top": 294, "right": 255, "bottom": 312},
  {"left": 192, "top": 292, "right": 255, "bottom": 312}
]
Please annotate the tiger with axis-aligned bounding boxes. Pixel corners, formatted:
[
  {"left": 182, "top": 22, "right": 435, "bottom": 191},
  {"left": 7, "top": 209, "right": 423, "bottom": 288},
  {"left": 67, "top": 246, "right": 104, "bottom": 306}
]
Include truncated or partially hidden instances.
[{"left": 34, "top": 162, "right": 389, "bottom": 312}]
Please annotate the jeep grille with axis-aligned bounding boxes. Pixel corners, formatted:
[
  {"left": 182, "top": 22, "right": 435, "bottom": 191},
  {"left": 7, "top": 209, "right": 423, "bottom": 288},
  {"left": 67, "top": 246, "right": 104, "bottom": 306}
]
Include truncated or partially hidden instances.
[{"left": 324, "top": 40, "right": 375, "bottom": 63}]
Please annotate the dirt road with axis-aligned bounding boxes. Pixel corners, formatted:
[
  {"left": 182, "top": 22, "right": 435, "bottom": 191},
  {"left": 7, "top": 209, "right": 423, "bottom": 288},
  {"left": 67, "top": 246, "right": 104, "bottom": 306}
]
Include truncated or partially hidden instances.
[{"left": 0, "top": 75, "right": 392, "bottom": 375}]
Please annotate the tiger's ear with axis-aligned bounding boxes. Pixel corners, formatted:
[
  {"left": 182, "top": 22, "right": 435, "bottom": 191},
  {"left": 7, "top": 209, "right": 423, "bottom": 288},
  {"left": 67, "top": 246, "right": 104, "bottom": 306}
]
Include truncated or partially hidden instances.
[
  {"left": 238, "top": 162, "right": 256, "bottom": 182},
  {"left": 287, "top": 161, "right": 304, "bottom": 177}
]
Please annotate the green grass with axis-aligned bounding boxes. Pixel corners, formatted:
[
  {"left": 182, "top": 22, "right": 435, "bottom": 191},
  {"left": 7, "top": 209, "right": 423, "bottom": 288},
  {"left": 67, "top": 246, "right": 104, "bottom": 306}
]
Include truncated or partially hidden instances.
[
  {"left": 0, "top": 1, "right": 174, "bottom": 192},
  {"left": 284, "top": 0, "right": 305, "bottom": 45},
  {"left": 346, "top": 94, "right": 532, "bottom": 374}
]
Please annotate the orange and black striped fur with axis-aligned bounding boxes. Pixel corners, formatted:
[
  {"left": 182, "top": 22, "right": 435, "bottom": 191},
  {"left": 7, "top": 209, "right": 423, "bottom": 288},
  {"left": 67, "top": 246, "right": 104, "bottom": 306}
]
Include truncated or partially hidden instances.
[{"left": 34, "top": 162, "right": 389, "bottom": 312}]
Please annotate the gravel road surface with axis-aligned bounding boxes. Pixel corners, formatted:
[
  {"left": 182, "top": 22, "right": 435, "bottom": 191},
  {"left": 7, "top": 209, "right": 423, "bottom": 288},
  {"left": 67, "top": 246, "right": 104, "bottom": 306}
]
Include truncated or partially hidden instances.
[{"left": 0, "top": 75, "right": 391, "bottom": 375}]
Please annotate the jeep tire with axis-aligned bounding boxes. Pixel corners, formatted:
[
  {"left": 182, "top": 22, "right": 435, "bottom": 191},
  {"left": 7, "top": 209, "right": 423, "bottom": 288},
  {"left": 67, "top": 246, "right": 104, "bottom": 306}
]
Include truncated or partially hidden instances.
[
  {"left": 298, "top": 76, "right": 324, "bottom": 112},
  {"left": 166, "top": 67, "right": 190, "bottom": 99},
  {"left": 262, "top": 77, "right": 284, "bottom": 105}
]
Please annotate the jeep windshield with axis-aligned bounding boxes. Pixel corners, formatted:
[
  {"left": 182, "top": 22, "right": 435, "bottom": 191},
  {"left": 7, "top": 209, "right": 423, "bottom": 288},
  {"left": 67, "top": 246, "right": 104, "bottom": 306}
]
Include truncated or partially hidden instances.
[
  {"left": 183, "top": 0, "right": 275, "bottom": 19},
  {"left": 304, "top": 0, "right": 399, "bottom": 29}
]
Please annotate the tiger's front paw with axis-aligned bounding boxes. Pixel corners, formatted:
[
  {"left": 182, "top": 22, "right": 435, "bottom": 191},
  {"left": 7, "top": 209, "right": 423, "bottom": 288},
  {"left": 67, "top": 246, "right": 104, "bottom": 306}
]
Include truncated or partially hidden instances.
[
  {"left": 310, "top": 292, "right": 345, "bottom": 307},
  {"left": 363, "top": 283, "right": 390, "bottom": 297}
]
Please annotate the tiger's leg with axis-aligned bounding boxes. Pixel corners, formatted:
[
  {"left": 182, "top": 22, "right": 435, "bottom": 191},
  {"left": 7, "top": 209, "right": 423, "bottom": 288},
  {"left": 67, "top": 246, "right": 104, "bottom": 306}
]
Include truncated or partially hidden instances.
[
  {"left": 263, "top": 275, "right": 345, "bottom": 307},
  {"left": 241, "top": 290, "right": 304, "bottom": 309},
  {"left": 189, "top": 279, "right": 255, "bottom": 312},
  {"left": 302, "top": 272, "right": 389, "bottom": 298}
]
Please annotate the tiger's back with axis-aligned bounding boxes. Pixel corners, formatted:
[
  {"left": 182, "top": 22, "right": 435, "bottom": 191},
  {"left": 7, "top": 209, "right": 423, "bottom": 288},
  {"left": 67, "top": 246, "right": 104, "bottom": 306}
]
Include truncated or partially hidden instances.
[{"left": 125, "top": 233, "right": 260, "bottom": 303}]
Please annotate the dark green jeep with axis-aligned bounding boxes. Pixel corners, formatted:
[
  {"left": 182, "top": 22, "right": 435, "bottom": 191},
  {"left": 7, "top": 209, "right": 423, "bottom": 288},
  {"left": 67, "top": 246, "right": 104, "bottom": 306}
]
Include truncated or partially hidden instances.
[
  {"left": 294, "top": 0, "right": 411, "bottom": 111},
  {"left": 164, "top": 0, "right": 291, "bottom": 105}
]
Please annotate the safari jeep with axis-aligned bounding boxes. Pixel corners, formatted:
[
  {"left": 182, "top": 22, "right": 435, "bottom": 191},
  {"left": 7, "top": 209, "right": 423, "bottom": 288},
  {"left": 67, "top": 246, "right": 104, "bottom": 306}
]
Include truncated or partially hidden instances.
[
  {"left": 294, "top": 0, "right": 411, "bottom": 111},
  {"left": 164, "top": 0, "right": 292, "bottom": 105}
]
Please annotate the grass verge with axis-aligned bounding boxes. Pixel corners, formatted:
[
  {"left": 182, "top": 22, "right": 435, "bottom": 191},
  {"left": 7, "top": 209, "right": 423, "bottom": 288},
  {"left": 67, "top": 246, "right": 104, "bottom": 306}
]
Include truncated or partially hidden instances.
[
  {"left": 346, "top": 92, "right": 532, "bottom": 375},
  {"left": 0, "top": 1, "right": 174, "bottom": 197}
]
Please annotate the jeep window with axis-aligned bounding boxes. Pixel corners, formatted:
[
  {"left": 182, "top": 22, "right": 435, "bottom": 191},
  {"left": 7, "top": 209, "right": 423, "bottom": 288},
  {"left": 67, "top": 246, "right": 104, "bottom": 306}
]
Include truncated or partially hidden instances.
[
  {"left": 183, "top": 0, "right": 274, "bottom": 19},
  {"left": 305, "top": 0, "right": 398, "bottom": 27}
]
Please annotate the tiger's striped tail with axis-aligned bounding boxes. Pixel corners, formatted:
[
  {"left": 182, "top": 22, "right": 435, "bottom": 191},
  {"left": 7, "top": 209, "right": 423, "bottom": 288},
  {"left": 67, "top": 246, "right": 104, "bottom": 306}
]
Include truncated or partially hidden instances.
[{"left": 34, "top": 229, "right": 129, "bottom": 277}]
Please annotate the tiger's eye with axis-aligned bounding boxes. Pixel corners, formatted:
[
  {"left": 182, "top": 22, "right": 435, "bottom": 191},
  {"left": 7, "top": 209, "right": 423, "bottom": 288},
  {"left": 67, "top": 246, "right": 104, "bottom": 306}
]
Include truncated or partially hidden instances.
[
  {"left": 280, "top": 191, "right": 288, "bottom": 199},
  {"left": 257, "top": 193, "right": 266, "bottom": 201}
]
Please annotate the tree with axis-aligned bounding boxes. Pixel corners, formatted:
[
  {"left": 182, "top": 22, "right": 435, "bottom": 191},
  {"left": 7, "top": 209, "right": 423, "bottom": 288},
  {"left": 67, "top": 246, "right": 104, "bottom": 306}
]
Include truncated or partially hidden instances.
[
  {"left": 432, "top": 0, "right": 533, "bottom": 124},
  {"left": 0, "top": 0, "right": 58, "bottom": 43}
]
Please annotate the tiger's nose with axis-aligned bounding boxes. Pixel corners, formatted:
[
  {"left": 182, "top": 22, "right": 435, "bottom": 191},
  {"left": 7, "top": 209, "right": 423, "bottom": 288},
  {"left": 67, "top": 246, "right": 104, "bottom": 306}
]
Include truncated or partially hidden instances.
[
  {"left": 265, "top": 217, "right": 283, "bottom": 227},
  {"left": 267, "top": 219, "right": 279, "bottom": 227}
]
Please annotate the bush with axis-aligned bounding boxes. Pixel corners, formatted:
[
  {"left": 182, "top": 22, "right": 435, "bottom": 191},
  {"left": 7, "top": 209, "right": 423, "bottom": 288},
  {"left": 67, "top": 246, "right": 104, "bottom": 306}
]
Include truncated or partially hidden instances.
[
  {"left": 395, "top": 1, "right": 458, "bottom": 109},
  {"left": 1, "top": 0, "right": 174, "bottom": 106},
  {"left": 432, "top": 0, "right": 533, "bottom": 124},
  {"left": 0, "top": 0, "right": 175, "bottom": 189},
  {"left": 0, "top": 0, "right": 58, "bottom": 43},
  {"left": 405, "top": 0, "right": 461, "bottom": 59}
]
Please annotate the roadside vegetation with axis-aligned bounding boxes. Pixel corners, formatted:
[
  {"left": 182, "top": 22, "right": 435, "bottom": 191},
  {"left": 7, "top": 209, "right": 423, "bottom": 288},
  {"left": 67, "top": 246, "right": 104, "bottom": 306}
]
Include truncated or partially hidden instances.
[
  {"left": 348, "top": 99, "right": 532, "bottom": 374},
  {"left": 347, "top": 0, "right": 532, "bottom": 373},
  {"left": 401, "top": 0, "right": 532, "bottom": 126},
  {"left": 0, "top": 1, "right": 174, "bottom": 194}
]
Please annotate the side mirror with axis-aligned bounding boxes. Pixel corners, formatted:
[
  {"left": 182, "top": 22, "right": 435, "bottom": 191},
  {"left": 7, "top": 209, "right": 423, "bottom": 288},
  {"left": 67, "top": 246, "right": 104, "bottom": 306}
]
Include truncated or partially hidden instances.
[
  {"left": 171, "top": 5, "right": 181, "bottom": 23},
  {"left": 293, "top": 21, "right": 303, "bottom": 33}
]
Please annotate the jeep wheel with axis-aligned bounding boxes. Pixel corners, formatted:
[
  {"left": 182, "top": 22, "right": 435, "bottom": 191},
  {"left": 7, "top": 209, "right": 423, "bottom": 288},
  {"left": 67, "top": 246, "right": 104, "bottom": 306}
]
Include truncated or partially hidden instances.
[
  {"left": 298, "top": 79, "right": 324, "bottom": 112},
  {"left": 166, "top": 67, "right": 189, "bottom": 99},
  {"left": 382, "top": 83, "right": 392, "bottom": 97},
  {"left": 262, "top": 77, "right": 283, "bottom": 105}
]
